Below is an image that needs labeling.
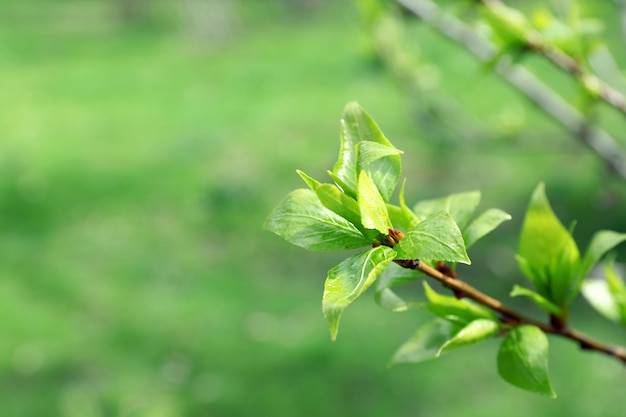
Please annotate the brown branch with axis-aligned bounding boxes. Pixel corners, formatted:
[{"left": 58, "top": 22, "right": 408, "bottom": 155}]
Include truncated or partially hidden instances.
[{"left": 393, "top": 258, "right": 626, "bottom": 364}]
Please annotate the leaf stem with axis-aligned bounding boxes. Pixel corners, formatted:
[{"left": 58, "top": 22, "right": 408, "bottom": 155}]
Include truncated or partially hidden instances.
[{"left": 394, "top": 259, "right": 626, "bottom": 364}]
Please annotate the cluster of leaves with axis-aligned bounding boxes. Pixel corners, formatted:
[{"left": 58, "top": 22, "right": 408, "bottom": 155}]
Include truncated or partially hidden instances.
[{"left": 264, "top": 102, "right": 626, "bottom": 397}]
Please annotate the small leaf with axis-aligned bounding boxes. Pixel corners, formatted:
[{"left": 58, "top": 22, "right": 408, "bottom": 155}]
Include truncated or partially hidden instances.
[
  {"left": 358, "top": 170, "right": 392, "bottom": 234},
  {"left": 334, "top": 102, "right": 401, "bottom": 201},
  {"left": 356, "top": 141, "right": 403, "bottom": 173},
  {"left": 387, "top": 179, "right": 419, "bottom": 232},
  {"left": 422, "top": 281, "right": 495, "bottom": 325},
  {"left": 395, "top": 211, "right": 471, "bottom": 264},
  {"left": 582, "top": 278, "right": 621, "bottom": 323},
  {"left": 437, "top": 319, "right": 500, "bottom": 356},
  {"left": 605, "top": 262, "right": 626, "bottom": 325},
  {"left": 390, "top": 319, "right": 460, "bottom": 365},
  {"left": 510, "top": 285, "right": 562, "bottom": 316},
  {"left": 297, "top": 170, "right": 363, "bottom": 230},
  {"left": 582, "top": 261, "right": 626, "bottom": 325},
  {"left": 497, "top": 325, "right": 556, "bottom": 397},
  {"left": 374, "top": 263, "right": 422, "bottom": 312},
  {"left": 463, "top": 208, "right": 512, "bottom": 248},
  {"left": 569, "top": 230, "right": 626, "bottom": 304},
  {"left": 323, "top": 246, "right": 396, "bottom": 340},
  {"left": 414, "top": 191, "right": 481, "bottom": 231},
  {"left": 517, "top": 183, "right": 580, "bottom": 305},
  {"left": 264, "top": 189, "right": 370, "bottom": 251},
  {"left": 481, "top": 1, "right": 531, "bottom": 46}
]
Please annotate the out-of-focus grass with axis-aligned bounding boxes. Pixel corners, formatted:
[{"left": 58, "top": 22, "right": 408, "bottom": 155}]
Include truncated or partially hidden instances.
[{"left": 0, "top": 1, "right": 625, "bottom": 416}]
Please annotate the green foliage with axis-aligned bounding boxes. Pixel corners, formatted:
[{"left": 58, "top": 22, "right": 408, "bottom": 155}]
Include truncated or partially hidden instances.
[
  {"left": 582, "top": 260, "right": 626, "bottom": 326},
  {"left": 264, "top": 189, "right": 370, "bottom": 251},
  {"left": 266, "top": 101, "right": 626, "bottom": 398},
  {"left": 517, "top": 183, "right": 580, "bottom": 306},
  {"left": 323, "top": 246, "right": 396, "bottom": 340},
  {"left": 394, "top": 211, "right": 470, "bottom": 264},
  {"left": 497, "top": 326, "right": 556, "bottom": 398}
]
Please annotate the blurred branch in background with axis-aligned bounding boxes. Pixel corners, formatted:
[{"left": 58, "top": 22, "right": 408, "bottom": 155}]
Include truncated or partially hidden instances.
[{"left": 361, "top": 0, "right": 626, "bottom": 180}]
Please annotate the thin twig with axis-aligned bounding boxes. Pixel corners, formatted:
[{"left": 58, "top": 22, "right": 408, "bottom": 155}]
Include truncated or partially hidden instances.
[
  {"left": 481, "top": 0, "right": 626, "bottom": 117},
  {"left": 394, "top": 258, "right": 626, "bottom": 364},
  {"left": 397, "top": 0, "right": 626, "bottom": 180}
]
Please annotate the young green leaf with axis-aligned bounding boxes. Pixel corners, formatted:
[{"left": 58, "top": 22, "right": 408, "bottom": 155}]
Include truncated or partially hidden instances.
[
  {"left": 605, "top": 262, "right": 626, "bottom": 325},
  {"left": 510, "top": 285, "right": 562, "bottom": 316},
  {"left": 517, "top": 183, "right": 580, "bottom": 305},
  {"left": 437, "top": 318, "right": 500, "bottom": 356},
  {"left": 264, "top": 189, "right": 370, "bottom": 252},
  {"left": 568, "top": 230, "right": 626, "bottom": 304},
  {"left": 374, "top": 263, "right": 422, "bottom": 312},
  {"left": 334, "top": 102, "right": 401, "bottom": 201},
  {"left": 356, "top": 141, "right": 403, "bottom": 171},
  {"left": 414, "top": 191, "right": 481, "bottom": 231},
  {"left": 463, "top": 208, "right": 512, "bottom": 249},
  {"left": 390, "top": 319, "right": 461, "bottom": 365},
  {"left": 497, "top": 325, "right": 556, "bottom": 397},
  {"left": 358, "top": 170, "right": 392, "bottom": 234},
  {"left": 394, "top": 211, "right": 471, "bottom": 264},
  {"left": 323, "top": 246, "right": 396, "bottom": 340},
  {"left": 581, "top": 261, "right": 626, "bottom": 325},
  {"left": 297, "top": 170, "right": 363, "bottom": 230},
  {"left": 422, "top": 281, "right": 495, "bottom": 325}
]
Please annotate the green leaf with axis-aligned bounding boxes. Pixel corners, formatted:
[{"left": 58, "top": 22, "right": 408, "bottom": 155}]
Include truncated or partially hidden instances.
[
  {"left": 327, "top": 170, "right": 357, "bottom": 199},
  {"left": 390, "top": 319, "right": 460, "bottom": 365},
  {"left": 463, "top": 208, "right": 512, "bottom": 248},
  {"left": 356, "top": 141, "right": 403, "bottom": 173},
  {"left": 517, "top": 183, "right": 580, "bottom": 305},
  {"left": 386, "top": 180, "right": 419, "bottom": 232},
  {"left": 264, "top": 189, "right": 370, "bottom": 251},
  {"left": 581, "top": 278, "right": 621, "bottom": 322},
  {"left": 414, "top": 191, "right": 481, "bottom": 231},
  {"left": 510, "top": 285, "right": 562, "bottom": 316},
  {"left": 605, "top": 262, "right": 626, "bottom": 325},
  {"left": 581, "top": 261, "right": 626, "bottom": 325},
  {"left": 437, "top": 319, "right": 500, "bottom": 356},
  {"left": 323, "top": 246, "right": 396, "bottom": 340},
  {"left": 297, "top": 170, "right": 363, "bottom": 230},
  {"left": 569, "top": 230, "right": 626, "bottom": 304},
  {"left": 334, "top": 102, "right": 401, "bottom": 202},
  {"left": 358, "top": 170, "right": 392, "bottom": 234},
  {"left": 481, "top": 1, "right": 531, "bottom": 46},
  {"left": 395, "top": 211, "right": 471, "bottom": 264},
  {"left": 497, "top": 326, "right": 556, "bottom": 398},
  {"left": 374, "top": 263, "right": 422, "bottom": 312},
  {"left": 422, "top": 281, "right": 495, "bottom": 325}
]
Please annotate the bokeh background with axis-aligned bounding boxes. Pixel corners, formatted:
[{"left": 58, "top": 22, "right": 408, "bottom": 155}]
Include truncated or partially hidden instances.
[{"left": 1, "top": 0, "right": 625, "bottom": 415}]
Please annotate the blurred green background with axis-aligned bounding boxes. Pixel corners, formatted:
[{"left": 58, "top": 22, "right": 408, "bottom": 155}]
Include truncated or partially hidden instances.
[{"left": 1, "top": 0, "right": 625, "bottom": 415}]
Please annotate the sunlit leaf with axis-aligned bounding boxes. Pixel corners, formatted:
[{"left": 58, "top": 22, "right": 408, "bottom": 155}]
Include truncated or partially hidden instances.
[
  {"left": 422, "top": 281, "right": 495, "bottom": 325},
  {"left": 497, "top": 326, "right": 556, "bottom": 397},
  {"left": 510, "top": 285, "right": 562, "bottom": 316},
  {"left": 395, "top": 211, "right": 470, "bottom": 264},
  {"left": 414, "top": 191, "right": 481, "bottom": 231},
  {"left": 437, "top": 319, "right": 499, "bottom": 356},
  {"left": 463, "top": 208, "right": 511, "bottom": 249},
  {"left": 297, "top": 170, "right": 363, "bottom": 230},
  {"left": 569, "top": 230, "right": 626, "bottom": 304},
  {"left": 582, "top": 261, "right": 626, "bottom": 325},
  {"left": 334, "top": 102, "right": 401, "bottom": 201},
  {"left": 517, "top": 183, "right": 580, "bottom": 305},
  {"left": 374, "top": 263, "right": 422, "bottom": 312},
  {"left": 358, "top": 170, "right": 392, "bottom": 234},
  {"left": 356, "top": 141, "right": 403, "bottom": 173},
  {"left": 264, "top": 189, "right": 370, "bottom": 251},
  {"left": 323, "top": 246, "right": 396, "bottom": 340},
  {"left": 390, "top": 319, "right": 460, "bottom": 365}
]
